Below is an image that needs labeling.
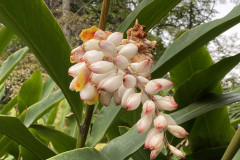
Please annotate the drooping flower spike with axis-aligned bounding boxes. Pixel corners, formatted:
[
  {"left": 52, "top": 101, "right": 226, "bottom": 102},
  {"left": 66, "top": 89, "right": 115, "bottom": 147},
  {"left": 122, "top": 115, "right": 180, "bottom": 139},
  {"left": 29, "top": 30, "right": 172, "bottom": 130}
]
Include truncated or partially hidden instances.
[{"left": 68, "top": 20, "right": 188, "bottom": 159}]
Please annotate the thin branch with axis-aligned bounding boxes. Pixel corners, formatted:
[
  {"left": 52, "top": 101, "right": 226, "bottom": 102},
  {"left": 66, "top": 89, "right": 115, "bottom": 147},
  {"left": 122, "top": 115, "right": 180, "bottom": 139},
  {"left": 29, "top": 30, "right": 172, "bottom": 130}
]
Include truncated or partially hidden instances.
[{"left": 99, "top": 0, "right": 111, "bottom": 30}]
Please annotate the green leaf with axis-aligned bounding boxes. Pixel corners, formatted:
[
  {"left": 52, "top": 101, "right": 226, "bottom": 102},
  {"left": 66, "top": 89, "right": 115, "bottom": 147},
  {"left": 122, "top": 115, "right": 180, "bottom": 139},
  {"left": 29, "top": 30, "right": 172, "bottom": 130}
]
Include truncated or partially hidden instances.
[
  {"left": 151, "top": 4, "right": 240, "bottom": 78},
  {"left": 41, "top": 76, "right": 56, "bottom": 100},
  {"left": 0, "top": 26, "right": 14, "bottom": 55},
  {"left": 86, "top": 100, "right": 123, "bottom": 147},
  {"left": 47, "top": 148, "right": 110, "bottom": 160},
  {"left": 18, "top": 70, "right": 43, "bottom": 113},
  {"left": 0, "top": 115, "right": 55, "bottom": 159},
  {"left": 132, "top": 146, "right": 167, "bottom": 160},
  {"left": 185, "top": 147, "right": 226, "bottom": 160},
  {"left": 174, "top": 53, "right": 240, "bottom": 106},
  {"left": 0, "top": 47, "right": 28, "bottom": 84},
  {"left": 24, "top": 90, "right": 64, "bottom": 127},
  {"left": 30, "top": 124, "right": 76, "bottom": 153},
  {"left": 118, "top": 0, "right": 181, "bottom": 32},
  {"left": 0, "top": 0, "right": 82, "bottom": 123},
  {"left": 101, "top": 90, "right": 240, "bottom": 159},
  {"left": 46, "top": 104, "right": 59, "bottom": 125},
  {"left": 233, "top": 149, "right": 240, "bottom": 160},
  {"left": 0, "top": 95, "right": 17, "bottom": 114},
  {"left": 0, "top": 83, "right": 4, "bottom": 100}
]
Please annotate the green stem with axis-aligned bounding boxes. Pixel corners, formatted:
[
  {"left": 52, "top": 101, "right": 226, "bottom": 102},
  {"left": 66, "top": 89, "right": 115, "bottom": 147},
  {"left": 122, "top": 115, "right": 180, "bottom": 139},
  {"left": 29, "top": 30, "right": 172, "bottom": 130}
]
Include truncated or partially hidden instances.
[
  {"left": 99, "top": 0, "right": 110, "bottom": 30},
  {"left": 221, "top": 127, "right": 240, "bottom": 160},
  {"left": 76, "top": 105, "right": 95, "bottom": 148},
  {"left": 76, "top": 0, "right": 110, "bottom": 149}
]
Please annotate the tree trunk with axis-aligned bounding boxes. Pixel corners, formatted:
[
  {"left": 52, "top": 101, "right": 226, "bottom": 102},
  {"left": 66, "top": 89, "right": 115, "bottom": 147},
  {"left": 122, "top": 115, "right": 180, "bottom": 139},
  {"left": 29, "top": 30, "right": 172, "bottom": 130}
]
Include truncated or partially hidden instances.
[{"left": 62, "top": 0, "right": 71, "bottom": 43}]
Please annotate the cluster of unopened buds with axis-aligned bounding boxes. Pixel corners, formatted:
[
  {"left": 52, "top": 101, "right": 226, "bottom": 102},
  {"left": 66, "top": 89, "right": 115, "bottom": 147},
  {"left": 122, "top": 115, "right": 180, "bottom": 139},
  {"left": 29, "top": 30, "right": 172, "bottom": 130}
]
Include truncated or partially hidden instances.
[{"left": 68, "top": 20, "right": 188, "bottom": 159}]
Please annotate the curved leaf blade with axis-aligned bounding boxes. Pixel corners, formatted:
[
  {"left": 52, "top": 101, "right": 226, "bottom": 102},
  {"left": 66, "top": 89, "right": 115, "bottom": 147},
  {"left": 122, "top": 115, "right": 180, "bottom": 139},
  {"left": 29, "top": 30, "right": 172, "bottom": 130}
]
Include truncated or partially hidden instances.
[
  {"left": 0, "top": 47, "right": 28, "bottom": 84},
  {"left": 151, "top": 4, "right": 240, "bottom": 78},
  {"left": 47, "top": 148, "right": 110, "bottom": 160},
  {"left": 118, "top": 0, "right": 181, "bottom": 32},
  {"left": 0, "top": 26, "right": 14, "bottom": 55},
  {"left": 0, "top": 0, "right": 82, "bottom": 123},
  {"left": 0, "top": 115, "right": 56, "bottom": 159}
]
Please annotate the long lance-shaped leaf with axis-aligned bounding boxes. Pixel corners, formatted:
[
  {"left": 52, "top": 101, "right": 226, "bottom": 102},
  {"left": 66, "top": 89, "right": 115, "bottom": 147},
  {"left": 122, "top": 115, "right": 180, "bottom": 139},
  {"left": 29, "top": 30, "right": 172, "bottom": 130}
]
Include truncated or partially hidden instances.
[
  {"left": 101, "top": 90, "right": 240, "bottom": 160},
  {"left": 30, "top": 124, "right": 76, "bottom": 153},
  {"left": 0, "top": 115, "right": 56, "bottom": 159},
  {"left": 0, "top": 47, "right": 28, "bottom": 84},
  {"left": 117, "top": 0, "right": 181, "bottom": 32},
  {"left": 151, "top": 4, "right": 240, "bottom": 78},
  {"left": 47, "top": 148, "right": 110, "bottom": 160},
  {"left": 41, "top": 76, "right": 56, "bottom": 100},
  {"left": 0, "top": 0, "right": 82, "bottom": 123},
  {"left": 0, "top": 26, "right": 14, "bottom": 55},
  {"left": 24, "top": 90, "right": 64, "bottom": 127}
]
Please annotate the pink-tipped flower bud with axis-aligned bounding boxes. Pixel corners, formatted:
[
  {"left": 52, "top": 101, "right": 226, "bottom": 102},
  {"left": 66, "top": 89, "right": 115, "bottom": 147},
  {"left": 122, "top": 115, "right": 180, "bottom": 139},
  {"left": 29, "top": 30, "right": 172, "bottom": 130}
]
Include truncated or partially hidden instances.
[
  {"left": 119, "top": 43, "right": 138, "bottom": 58},
  {"left": 115, "top": 55, "right": 129, "bottom": 70},
  {"left": 149, "top": 132, "right": 164, "bottom": 150},
  {"left": 144, "top": 128, "right": 159, "bottom": 149},
  {"left": 123, "top": 74, "right": 137, "bottom": 88},
  {"left": 80, "top": 82, "right": 97, "bottom": 101},
  {"left": 137, "top": 69, "right": 151, "bottom": 78},
  {"left": 136, "top": 114, "right": 153, "bottom": 133},
  {"left": 137, "top": 76, "right": 149, "bottom": 86},
  {"left": 143, "top": 100, "right": 155, "bottom": 114},
  {"left": 168, "top": 144, "right": 185, "bottom": 158},
  {"left": 113, "top": 92, "right": 121, "bottom": 106},
  {"left": 152, "top": 79, "right": 173, "bottom": 90},
  {"left": 83, "top": 39, "right": 100, "bottom": 51},
  {"left": 94, "top": 29, "right": 108, "bottom": 40},
  {"left": 90, "top": 61, "right": 114, "bottom": 74},
  {"left": 100, "top": 91, "right": 113, "bottom": 107},
  {"left": 107, "top": 32, "right": 123, "bottom": 46},
  {"left": 154, "top": 95, "right": 178, "bottom": 111},
  {"left": 162, "top": 113, "right": 177, "bottom": 125},
  {"left": 126, "top": 93, "right": 142, "bottom": 111},
  {"left": 167, "top": 125, "right": 188, "bottom": 138},
  {"left": 98, "top": 40, "right": 117, "bottom": 57},
  {"left": 99, "top": 75, "right": 123, "bottom": 92},
  {"left": 136, "top": 59, "right": 152, "bottom": 73},
  {"left": 91, "top": 70, "right": 116, "bottom": 85},
  {"left": 83, "top": 50, "right": 104, "bottom": 64},
  {"left": 150, "top": 144, "right": 164, "bottom": 160},
  {"left": 121, "top": 88, "right": 135, "bottom": 108},
  {"left": 154, "top": 114, "right": 167, "bottom": 130},
  {"left": 68, "top": 62, "right": 86, "bottom": 77},
  {"left": 145, "top": 80, "right": 162, "bottom": 94}
]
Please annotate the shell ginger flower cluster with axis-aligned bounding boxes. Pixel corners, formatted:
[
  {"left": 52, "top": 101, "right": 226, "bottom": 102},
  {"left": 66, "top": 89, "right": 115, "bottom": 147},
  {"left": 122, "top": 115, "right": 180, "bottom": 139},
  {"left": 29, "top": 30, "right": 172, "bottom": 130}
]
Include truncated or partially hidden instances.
[{"left": 68, "top": 20, "right": 188, "bottom": 159}]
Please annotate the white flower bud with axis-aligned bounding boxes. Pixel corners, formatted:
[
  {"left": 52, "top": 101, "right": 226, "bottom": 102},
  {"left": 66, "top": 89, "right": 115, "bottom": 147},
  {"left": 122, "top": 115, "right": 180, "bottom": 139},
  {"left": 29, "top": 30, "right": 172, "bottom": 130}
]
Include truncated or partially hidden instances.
[
  {"left": 83, "top": 39, "right": 100, "bottom": 51},
  {"left": 136, "top": 114, "right": 153, "bottom": 133},
  {"left": 129, "top": 62, "right": 138, "bottom": 73},
  {"left": 154, "top": 96, "right": 178, "bottom": 111},
  {"left": 145, "top": 80, "right": 162, "bottom": 94},
  {"left": 94, "top": 29, "right": 108, "bottom": 40},
  {"left": 83, "top": 50, "right": 104, "bottom": 64},
  {"left": 98, "top": 40, "right": 117, "bottom": 57},
  {"left": 167, "top": 125, "right": 188, "bottom": 138},
  {"left": 162, "top": 113, "right": 177, "bottom": 125},
  {"left": 99, "top": 75, "right": 123, "bottom": 92},
  {"left": 100, "top": 91, "right": 113, "bottom": 107},
  {"left": 115, "top": 55, "right": 129, "bottom": 70},
  {"left": 150, "top": 146, "right": 164, "bottom": 160},
  {"left": 144, "top": 128, "right": 159, "bottom": 149},
  {"left": 90, "top": 61, "right": 114, "bottom": 74},
  {"left": 137, "top": 76, "right": 149, "bottom": 85},
  {"left": 137, "top": 69, "right": 151, "bottom": 78},
  {"left": 142, "top": 100, "right": 155, "bottom": 114},
  {"left": 117, "top": 85, "right": 127, "bottom": 100},
  {"left": 107, "top": 32, "right": 123, "bottom": 46},
  {"left": 118, "top": 43, "right": 138, "bottom": 58},
  {"left": 113, "top": 92, "right": 121, "bottom": 106},
  {"left": 168, "top": 144, "right": 185, "bottom": 158},
  {"left": 123, "top": 74, "right": 137, "bottom": 88},
  {"left": 152, "top": 79, "right": 173, "bottom": 90},
  {"left": 121, "top": 88, "right": 135, "bottom": 108},
  {"left": 91, "top": 70, "right": 116, "bottom": 85},
  {"left": 149, "top": 132, "right": 164, "bottom": 150},
  {"left": 69, "top": 76, "right": 77, "bottom": 91},
  {"left": 126, "top": 93, "right": 142, "bottom": 111},
  {"left": 80, "top": 82, "right": 97, "bottom": 101},
  {"left": 136, "top": 59, "right": 152, "bottom": 73},
  {"left": 68, "top": 62, "right": 87, "bottom": 77},
  {"left": 154, "top": 114, "right": 167, "bottom": 130}
]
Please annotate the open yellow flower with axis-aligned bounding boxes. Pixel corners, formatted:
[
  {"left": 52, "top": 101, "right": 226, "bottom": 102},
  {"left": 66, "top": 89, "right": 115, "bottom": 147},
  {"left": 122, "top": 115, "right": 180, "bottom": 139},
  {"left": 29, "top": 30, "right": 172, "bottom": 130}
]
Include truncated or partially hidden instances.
[{"left": 79, "top": 26, "right": 99, "bottom": 42}]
